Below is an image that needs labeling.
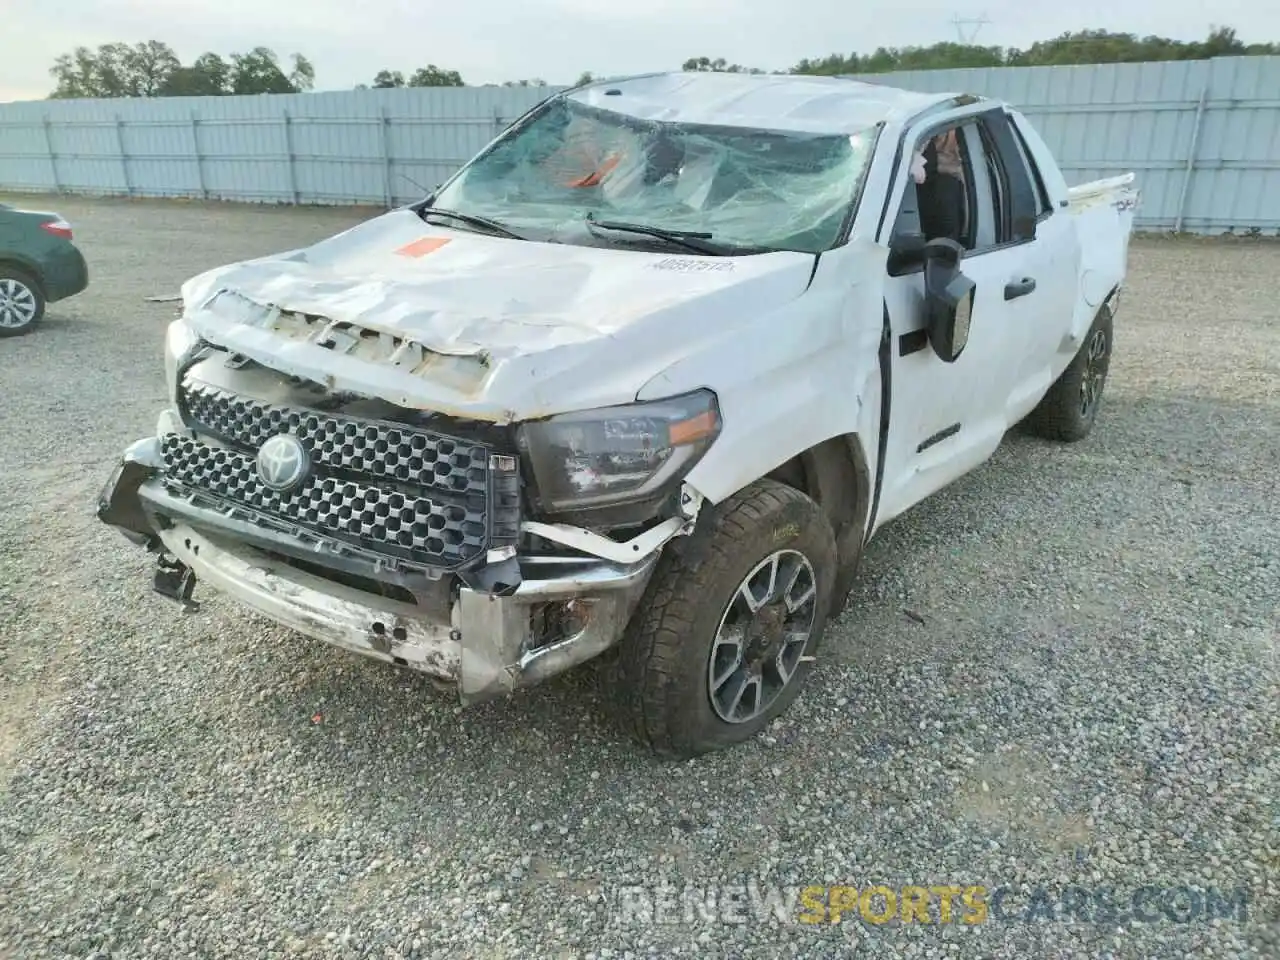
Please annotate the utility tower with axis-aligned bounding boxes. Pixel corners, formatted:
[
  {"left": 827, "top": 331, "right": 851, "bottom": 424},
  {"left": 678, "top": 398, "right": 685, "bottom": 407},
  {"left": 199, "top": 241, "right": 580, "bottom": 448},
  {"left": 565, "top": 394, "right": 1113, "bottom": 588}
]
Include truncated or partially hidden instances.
[{"left": 951, "top": 13, "right": 991, "bottom": 43}]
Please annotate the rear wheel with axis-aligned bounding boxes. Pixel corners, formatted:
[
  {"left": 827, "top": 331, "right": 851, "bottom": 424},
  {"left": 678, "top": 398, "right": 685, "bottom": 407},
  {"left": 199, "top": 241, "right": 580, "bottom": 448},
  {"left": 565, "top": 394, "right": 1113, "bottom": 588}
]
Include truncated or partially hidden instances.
[
  {"left": 1025, "top": 304, "right": 1113, "bottom": 442},
  {"left": 610, "top": 479, "right": 837, "bottom": 758},
  {"left": 0, "top": 267, "right": 45, "bottom": 337}
]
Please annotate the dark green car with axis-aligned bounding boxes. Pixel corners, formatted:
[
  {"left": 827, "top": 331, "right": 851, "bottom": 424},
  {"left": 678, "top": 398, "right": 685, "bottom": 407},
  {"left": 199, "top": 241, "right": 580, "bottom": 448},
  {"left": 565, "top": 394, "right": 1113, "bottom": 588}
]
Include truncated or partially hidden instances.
[{"left": 0, "top": 201, "right": 89, "bottom": 336}]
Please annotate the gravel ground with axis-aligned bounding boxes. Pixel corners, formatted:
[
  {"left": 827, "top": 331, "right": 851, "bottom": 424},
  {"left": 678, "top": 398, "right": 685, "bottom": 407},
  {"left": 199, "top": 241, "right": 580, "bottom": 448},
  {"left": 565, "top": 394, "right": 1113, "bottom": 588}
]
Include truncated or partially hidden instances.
[{"left": 0, "top": 194, "right": 1276, "bottom": 960}]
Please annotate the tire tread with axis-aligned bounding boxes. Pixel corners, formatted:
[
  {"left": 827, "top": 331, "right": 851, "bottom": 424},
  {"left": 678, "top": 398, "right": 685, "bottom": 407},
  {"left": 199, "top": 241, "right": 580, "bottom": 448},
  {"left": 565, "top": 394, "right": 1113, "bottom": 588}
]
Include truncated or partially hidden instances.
[
  {"left": 611, "top": 479, "right": 833, "bottom": 757},
  {"left": 1025, "top": 305, "right": 1113, "bottom": 443}
]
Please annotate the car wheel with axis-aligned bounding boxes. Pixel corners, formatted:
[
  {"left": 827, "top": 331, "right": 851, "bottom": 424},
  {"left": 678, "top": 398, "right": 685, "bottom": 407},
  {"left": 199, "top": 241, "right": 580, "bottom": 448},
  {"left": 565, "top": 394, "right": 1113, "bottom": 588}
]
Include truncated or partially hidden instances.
[
  {"left": 0, "top": 267, "right": 45, "bottom": 337},
  {"left": 1025, "top": 304, "right": 1113, "bottom": 442},
  {"left": 610, "top": 478, "right": 837, "bottom": 758}
]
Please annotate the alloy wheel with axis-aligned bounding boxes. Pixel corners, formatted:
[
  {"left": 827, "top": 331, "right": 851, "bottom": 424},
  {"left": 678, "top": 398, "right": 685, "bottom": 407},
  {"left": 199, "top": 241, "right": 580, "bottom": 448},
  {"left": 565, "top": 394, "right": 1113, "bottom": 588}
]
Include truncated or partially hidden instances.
[
  {"left": 0, "top": 278, "right": 39, "bottom": 329},
  {"left": 1079, "top": 327, "right": 1110, "bottom": 417},
  {"left": 707, "top": 549, "right": 819, "bottom": 724}
]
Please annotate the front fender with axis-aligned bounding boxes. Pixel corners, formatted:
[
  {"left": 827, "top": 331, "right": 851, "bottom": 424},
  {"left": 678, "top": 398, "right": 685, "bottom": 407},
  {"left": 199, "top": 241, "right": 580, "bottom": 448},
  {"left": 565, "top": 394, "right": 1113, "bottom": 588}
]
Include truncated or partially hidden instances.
[{"left": 639, "top": 241, "right": 887, "bottom": 505}]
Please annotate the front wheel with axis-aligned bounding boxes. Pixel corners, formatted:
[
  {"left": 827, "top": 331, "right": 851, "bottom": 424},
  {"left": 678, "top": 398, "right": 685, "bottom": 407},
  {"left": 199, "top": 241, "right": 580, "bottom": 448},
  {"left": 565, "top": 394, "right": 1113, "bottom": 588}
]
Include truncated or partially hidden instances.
[
  {"left": 610, "top": 479, "right": 837, "bottom": 758},
  {"left": 0, "top": 267, "right": 45, "bottom": 337}
]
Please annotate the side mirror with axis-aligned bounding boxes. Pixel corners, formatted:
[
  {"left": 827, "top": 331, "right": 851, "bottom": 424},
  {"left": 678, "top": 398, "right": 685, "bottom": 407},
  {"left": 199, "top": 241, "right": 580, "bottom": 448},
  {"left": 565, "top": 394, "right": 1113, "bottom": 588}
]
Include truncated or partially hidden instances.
[{"left": 921, "top": 238, "right": 976, "bottom": 363}]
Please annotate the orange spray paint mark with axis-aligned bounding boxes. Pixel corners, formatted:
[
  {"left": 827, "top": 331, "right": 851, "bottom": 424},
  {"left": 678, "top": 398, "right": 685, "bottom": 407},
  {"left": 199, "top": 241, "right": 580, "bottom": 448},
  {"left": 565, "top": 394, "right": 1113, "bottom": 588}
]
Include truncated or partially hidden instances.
[
  {"left": 395, "top": 236, "right": 452, "bottom": 258},
  {"left": 566, "top": 154, "right": 620, "bottom": 187}
]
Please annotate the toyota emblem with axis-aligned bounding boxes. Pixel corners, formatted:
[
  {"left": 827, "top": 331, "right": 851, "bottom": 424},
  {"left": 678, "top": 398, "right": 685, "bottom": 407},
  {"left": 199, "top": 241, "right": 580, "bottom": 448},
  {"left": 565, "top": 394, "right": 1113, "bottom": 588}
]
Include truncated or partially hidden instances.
[{"left": 256, "top": 434, "right": 310, "bottom": 492}]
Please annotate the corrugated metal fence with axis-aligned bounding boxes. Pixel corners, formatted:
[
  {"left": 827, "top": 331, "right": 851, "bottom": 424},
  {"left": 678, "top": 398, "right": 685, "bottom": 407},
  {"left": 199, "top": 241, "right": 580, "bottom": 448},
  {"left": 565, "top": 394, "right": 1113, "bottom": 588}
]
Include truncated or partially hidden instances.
[
  {"left": 1, "top": 56, "right": 1278, "bottom": 233},
  {"left": 0, "top": 86, "right": 555, "bottom": 208},
  {"left": 848, "top": 56, "right": 1280, "bottom": 234}
]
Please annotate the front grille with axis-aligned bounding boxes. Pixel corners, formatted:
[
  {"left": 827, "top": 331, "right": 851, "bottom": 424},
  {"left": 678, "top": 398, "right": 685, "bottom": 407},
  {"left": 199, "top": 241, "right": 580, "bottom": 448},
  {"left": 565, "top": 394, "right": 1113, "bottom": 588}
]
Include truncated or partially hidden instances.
[
  {"left": 162, "top": 377, "right": 519, "bottom": 572},
  {"left": 182, "top": 381, "right": 488, "bottom": 497}
]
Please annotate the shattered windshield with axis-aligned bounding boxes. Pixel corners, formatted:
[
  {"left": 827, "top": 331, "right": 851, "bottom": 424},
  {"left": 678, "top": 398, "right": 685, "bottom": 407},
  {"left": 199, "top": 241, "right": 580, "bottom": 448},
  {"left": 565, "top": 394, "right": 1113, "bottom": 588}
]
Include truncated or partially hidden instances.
[{"left": 429, "top": 97, "right": 878, "bottom": 255}]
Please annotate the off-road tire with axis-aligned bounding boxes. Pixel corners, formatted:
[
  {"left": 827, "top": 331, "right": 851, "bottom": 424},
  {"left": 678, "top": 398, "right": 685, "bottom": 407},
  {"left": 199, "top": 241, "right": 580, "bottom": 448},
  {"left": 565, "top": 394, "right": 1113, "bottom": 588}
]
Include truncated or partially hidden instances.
[
  {"left": 0, "top": 266, "right": 45, "bottom": 337},
  {"left": 610, "top": 479, "right": 838, "bottom": 758},
  {"left": 1024, "top": 304, "right": 1114, "bottom": 442}
]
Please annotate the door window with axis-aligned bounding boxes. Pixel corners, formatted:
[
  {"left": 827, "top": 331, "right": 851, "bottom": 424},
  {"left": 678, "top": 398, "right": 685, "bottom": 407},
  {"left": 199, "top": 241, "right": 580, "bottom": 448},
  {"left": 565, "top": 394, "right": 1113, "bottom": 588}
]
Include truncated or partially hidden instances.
[{"left": 888, "top": 119, "right": 1004, "bottom": 271}]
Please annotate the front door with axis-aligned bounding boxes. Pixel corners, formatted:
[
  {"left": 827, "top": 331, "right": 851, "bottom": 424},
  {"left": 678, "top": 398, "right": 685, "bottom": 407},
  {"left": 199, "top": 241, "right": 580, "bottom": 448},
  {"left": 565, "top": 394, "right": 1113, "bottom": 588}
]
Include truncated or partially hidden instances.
[{"left": 874, "top": 110, "right": 1053, "bottom": 527}]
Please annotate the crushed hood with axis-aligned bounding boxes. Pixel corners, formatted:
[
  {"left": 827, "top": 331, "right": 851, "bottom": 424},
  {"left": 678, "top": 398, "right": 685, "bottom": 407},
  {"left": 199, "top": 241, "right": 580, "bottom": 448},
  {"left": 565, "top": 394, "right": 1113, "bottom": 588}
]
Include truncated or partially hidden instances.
[{"left": 180, "top": 208, "right": 817, "bottom": 422}]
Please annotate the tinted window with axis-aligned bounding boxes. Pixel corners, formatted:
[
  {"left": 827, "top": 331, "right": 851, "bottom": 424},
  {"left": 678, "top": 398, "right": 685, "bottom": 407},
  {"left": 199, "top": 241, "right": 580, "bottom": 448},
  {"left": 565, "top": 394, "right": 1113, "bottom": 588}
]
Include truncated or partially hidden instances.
[
  {"left": 977, "top": 111, "right": 1041, "bottom": 244},
  {"left": 1007, "top": 117, "right": 1051, "bottom": 218}
]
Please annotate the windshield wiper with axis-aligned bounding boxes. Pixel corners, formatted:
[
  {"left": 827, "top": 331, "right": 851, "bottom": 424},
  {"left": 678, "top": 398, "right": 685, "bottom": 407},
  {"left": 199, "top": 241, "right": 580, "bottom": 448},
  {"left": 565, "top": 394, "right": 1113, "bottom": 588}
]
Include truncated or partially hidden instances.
[
  {"left": 417, "top": 205, "right": 527, "bottom": 240},
  {"left": 583, "top": 214, "right": 749, "bottom": 256}
]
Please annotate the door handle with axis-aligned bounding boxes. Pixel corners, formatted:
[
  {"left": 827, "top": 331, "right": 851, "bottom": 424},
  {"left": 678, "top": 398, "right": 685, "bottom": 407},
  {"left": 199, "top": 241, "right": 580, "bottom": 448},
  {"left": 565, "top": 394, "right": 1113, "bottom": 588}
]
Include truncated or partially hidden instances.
[{"left": 1004, "top": 277, "right": 1037, "bottom": 300}]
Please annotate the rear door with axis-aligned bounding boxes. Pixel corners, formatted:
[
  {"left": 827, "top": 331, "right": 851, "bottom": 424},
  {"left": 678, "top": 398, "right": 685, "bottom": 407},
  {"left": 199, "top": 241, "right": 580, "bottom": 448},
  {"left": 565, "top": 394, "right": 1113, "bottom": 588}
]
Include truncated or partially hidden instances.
[
  {"left": 874, "top": 107, "right": 1064, "bottom": 526},
  {"left": 999, "top": 111, "right": 1082, "bottom": 415}
]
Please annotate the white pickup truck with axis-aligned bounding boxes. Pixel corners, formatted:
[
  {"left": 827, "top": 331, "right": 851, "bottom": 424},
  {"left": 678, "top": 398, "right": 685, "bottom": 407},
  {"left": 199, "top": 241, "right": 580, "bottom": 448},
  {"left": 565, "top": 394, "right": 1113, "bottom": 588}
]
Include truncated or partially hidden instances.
[{"left": 97, "top": 71, "right": 1138, "bottom": 757}]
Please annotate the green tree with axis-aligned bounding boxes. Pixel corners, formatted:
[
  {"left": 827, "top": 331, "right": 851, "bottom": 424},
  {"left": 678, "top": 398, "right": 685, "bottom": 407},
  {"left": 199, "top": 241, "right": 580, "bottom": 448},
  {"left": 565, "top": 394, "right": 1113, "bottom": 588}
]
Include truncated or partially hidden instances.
[
  {"left": 123, "top": 40, "right": 182, "bottom": 95},
  {"left": 195, "top": 53, "right": 232, "bottom": 94},
  {"left": 160, "top": 53, "right": 231, "bottom": 96},
  {"left": 372, "top": 70, "right": 406, "bottom": 88},
  {"left": 49, "top": 46, "right": 112, "bottom": 98},
  {"left": 49, "top": 42, "right": 316, "bottom": 98},
  {"left": 682, "top": 56, "right": 764, "bottom": 74},
  {"left": 289, "top": 54, "right": 315, "bottom": 92},
  {"left": 786, "top": 25, "right": 1279, "bottom": 76},
  {"left": 575, "top": 71, "right": 594, "bottom": 86},
  {"left": 1010, "top": 26, "right": 1276, "bottom": 66},
  {"left": 50, "top": 41, "right": 180, "bottom": 98},
  {"left": 793, "top": 42, "right": 1005, "bottom": 76},
  {"left": 408, "top": 65, "right": 464, "bottom": 87},
  {"left": 228, "top": 47, "right": 301, "bottom": 94}
]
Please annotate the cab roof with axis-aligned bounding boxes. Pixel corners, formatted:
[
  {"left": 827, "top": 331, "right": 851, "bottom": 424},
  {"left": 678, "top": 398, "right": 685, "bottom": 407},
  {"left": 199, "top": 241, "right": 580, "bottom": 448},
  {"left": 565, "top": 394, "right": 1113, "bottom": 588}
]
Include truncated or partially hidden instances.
[{"left": 566, "top": 70, "right": 967, "bottom": 135}]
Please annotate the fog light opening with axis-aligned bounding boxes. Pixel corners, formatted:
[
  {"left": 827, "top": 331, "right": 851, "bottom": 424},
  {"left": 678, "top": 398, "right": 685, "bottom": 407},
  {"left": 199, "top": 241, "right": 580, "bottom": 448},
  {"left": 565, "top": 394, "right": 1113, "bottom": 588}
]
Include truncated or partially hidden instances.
[
  {"left": 562, "top": 599, "right": 592, "bottom": 639},
  {"left": 527, "top": 599, "right": 594, "bottom": 652}
]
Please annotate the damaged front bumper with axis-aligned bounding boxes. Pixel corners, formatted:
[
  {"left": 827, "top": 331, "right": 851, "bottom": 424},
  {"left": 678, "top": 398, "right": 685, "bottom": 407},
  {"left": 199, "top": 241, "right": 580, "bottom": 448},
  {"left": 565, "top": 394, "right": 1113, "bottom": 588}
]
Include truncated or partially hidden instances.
[{"left": 96, "top": 437, "right": 666, "bottom": 703}]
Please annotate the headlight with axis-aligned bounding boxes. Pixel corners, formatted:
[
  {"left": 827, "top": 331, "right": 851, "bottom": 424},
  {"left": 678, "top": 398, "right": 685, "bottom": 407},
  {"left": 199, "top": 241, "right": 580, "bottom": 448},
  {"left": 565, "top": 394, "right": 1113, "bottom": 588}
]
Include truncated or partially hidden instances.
[{"left": 517, "top": 389, "right": 721, "bottom": 520}]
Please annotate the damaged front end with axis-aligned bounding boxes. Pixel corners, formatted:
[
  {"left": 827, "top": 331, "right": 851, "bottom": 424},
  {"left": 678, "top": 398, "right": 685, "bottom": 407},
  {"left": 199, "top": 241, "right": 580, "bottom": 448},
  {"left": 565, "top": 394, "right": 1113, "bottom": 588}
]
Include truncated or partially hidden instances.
[{"left": 96, "top": 334, "right": 707, "bottom": 704}]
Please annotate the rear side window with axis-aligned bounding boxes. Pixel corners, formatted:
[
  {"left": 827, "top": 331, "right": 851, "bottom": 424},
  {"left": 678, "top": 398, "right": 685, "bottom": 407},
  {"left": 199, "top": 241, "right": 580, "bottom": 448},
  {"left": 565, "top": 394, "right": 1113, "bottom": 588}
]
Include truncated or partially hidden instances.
[
  {"left": 976, "top": 110, "right": 1041, "bottom": 245},
  {"left": 1007, "top": 116, "right": 1051, "bottom": 218}
]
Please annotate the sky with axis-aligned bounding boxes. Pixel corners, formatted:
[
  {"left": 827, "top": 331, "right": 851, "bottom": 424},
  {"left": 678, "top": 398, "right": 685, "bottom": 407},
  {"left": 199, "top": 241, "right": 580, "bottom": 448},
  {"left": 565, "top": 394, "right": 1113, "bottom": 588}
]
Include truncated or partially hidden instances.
[{"left": 3, "top": 0, "right": 1279, "bottom": 102}]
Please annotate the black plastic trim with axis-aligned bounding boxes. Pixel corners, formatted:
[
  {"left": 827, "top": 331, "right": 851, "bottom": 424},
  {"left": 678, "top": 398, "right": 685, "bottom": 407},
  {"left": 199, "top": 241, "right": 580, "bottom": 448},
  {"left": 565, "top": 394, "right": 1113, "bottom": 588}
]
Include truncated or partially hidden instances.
[
  {"left": 138, "top": 481, "right": 455, "bottom": 588},
  {"left": 916, "top": 422, "right": 961, "bottom": 453},
  {"left": 96, "top": 459, "right": 161, "bottom": 547},
  {"left": 978, "top": 108, "right": 1040, "bottom": 244},
  {"left": 805, "top": 251, "right": 822, "bottom": 289},
  {"left": 899, "top": 328, "right": 929, "bottom": 356},
  {"left": 1006, "top": 109, "right": 1054, "bottom": 218},
  {"left": 866, "top": 300, "right": 893, "bottom": 543}
]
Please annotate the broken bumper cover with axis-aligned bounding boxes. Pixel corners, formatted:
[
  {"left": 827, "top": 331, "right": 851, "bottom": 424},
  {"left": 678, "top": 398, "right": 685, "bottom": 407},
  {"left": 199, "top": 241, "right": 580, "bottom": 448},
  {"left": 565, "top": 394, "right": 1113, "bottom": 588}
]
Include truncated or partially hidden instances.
[{"left": 96, "top": 438, "right": 657, "bottom": 703}]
